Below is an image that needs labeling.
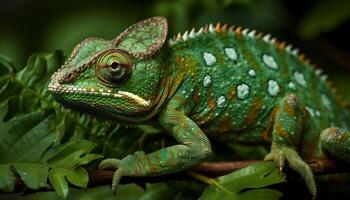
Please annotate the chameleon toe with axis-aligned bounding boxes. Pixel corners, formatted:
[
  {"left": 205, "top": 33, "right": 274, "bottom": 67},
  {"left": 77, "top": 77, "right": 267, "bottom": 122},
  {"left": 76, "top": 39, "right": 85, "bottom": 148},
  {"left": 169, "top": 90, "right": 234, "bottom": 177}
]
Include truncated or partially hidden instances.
[{"left": 98, "top": 158, "right": 121, "bottom": 170}]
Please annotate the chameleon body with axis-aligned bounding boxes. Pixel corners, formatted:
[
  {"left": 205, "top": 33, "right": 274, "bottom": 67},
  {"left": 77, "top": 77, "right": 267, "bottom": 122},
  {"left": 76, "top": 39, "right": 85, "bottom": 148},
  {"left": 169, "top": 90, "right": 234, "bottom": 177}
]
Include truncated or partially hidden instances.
[{"left": 48, "top": 17, "right": 350, "bottom": 196}]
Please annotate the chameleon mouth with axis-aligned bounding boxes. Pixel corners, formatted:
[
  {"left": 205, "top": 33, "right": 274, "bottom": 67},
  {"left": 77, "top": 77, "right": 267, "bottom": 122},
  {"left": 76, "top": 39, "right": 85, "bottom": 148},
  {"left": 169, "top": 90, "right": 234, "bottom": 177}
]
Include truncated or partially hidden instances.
[{"left": 48, "top": 80, "right": 151, "bottom": 107}]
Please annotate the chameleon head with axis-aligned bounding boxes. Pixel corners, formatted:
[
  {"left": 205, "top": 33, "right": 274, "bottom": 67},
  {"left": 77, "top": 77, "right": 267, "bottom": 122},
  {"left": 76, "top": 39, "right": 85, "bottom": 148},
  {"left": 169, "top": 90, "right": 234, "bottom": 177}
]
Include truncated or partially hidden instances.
[{"left": 48, "top": 17, "right": 168, "bottom": 122}]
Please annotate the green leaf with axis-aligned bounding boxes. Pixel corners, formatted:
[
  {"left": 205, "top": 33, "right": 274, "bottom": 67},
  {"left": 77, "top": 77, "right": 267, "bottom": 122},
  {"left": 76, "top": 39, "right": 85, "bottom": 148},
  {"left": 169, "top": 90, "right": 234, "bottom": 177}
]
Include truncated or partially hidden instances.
[
  {"left": 0, "top": 55, "right": 16, "bottom": 78},
  {"left": 13, "top": 163, "right": 49, "bottom": 190},
  {"left": 45, "top": 139, "right": 98, "bottom": 168},
  {"left": 139, "top": 183, "right": 174, "bottom": 200},
  {"left": 48, "top": 167, "right": 90, "bottom": 199},
  {"left": 0, "top": 111, "right": 57, "bottom": 163},
  {"left": 0, "top": 80, "right": 22, "bottom": 107},
  {"left": 65, "top": 167, "right": 89, "bottom": 188},
  {"left": 235, "top": 188, "right": 282, "bottom": 200},
  {"left": 199, "top": 162, "right": 284, "bottom": 200},
  {"left": 49, "top": 167, "right": 69, "bottom": 199},
  {"left": 298, "top": 0, "right": 350, "bottom": 38},
  {"left": 0, "top": 52, "right": 104, "bottom": 196},
  {"left": 76, "top": 154, "right": 103, "bottom": 166},
  {"left": 0, "top": 165, "right": 15, "bottom": 193}
]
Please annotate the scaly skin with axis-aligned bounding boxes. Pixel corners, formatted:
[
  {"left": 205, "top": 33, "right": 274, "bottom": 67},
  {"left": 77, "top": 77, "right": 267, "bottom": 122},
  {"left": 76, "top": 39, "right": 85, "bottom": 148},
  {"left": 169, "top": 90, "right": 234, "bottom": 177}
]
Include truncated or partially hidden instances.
[{"left": 48, "top": 17, "right": 350, "bottom": 197}]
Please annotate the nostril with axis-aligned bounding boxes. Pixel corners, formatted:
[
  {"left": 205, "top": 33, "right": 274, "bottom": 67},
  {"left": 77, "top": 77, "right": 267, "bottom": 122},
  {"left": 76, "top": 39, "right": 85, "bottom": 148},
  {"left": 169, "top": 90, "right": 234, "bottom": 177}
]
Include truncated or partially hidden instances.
[
  {"left": 67, "top": 73, "right": 73, "bottom": 79},
  {"left": 57, "top": 73, "right": 74, "bottom": 84}
]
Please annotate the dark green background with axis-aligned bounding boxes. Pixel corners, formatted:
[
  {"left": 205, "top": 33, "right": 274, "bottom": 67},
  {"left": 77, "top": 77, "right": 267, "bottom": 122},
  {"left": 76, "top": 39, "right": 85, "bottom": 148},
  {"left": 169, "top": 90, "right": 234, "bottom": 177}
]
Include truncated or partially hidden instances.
[{"left": 1, "top": 0, "right": 350, "bottom": 99}]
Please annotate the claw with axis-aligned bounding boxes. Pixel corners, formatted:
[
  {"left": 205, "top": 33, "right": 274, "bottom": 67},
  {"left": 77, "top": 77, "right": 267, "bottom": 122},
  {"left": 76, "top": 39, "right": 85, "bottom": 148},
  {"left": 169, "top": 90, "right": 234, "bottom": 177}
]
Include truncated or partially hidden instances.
[
  {"left": 276, "top": 151, "right": 286, "bottom": 172},
  {"left": 264, "top": 147, "right": 317, "bottom": 198}
]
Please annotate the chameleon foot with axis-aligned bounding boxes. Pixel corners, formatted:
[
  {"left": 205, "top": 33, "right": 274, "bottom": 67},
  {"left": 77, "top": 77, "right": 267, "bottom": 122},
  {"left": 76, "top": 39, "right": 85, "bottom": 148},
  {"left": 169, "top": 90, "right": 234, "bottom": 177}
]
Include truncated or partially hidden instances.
[
  {"left": 98, "top": 158, "right": 120, "bottom": 170},
  {"left": 264, "top": 146, "right": 317, "bottom": 199},
  {"left": 111, "top": 170, "right": 122, "bottom": 195},
  {"left": 98, "top": 158, "right": 123, "bottom": 195}
]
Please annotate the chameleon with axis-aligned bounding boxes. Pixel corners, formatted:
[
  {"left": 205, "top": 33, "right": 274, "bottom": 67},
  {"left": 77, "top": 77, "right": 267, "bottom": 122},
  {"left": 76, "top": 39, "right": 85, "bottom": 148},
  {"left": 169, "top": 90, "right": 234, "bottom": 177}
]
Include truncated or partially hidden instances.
[{"left": 48, "top": 16, "right": 350, "bottom": 197}]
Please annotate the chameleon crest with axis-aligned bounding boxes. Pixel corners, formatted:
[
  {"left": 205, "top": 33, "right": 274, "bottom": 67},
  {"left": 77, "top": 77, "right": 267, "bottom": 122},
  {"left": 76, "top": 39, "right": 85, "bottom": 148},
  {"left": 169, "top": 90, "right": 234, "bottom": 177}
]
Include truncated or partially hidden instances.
[
  {"left": 49, "top": 17, "right": 170, "bottom": 122},
  {"left": 49, "top": 17, "right": 350, "bottom": 198}
]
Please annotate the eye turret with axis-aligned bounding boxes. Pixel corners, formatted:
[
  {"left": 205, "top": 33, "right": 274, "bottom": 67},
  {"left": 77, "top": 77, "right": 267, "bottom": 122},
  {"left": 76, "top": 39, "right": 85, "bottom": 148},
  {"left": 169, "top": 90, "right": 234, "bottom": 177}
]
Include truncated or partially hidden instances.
[{"left": 96, "top": 49, "right": 132, "bottom": 86}]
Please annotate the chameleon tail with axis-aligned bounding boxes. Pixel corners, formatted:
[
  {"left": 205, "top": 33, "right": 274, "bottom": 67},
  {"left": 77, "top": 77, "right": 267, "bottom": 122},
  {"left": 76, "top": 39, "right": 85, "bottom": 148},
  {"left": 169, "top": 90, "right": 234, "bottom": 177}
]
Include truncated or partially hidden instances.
[{"left": 320, "top": 127, "right": 350, "bottom": 163}]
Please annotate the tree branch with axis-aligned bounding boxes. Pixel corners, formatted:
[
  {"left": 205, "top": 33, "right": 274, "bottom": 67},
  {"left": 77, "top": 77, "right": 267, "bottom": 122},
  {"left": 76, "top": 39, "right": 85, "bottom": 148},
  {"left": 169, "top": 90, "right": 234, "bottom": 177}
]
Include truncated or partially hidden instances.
[{"left": 10, "top": 159, "right": 350, "bottom": 195}]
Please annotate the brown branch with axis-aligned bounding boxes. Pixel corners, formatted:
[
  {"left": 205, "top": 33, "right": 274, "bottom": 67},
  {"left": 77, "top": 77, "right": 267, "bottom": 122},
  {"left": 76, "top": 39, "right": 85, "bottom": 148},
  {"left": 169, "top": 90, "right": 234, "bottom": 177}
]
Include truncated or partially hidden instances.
[{"left": 9, "top": 159, "right": 350, "bottom": 195}]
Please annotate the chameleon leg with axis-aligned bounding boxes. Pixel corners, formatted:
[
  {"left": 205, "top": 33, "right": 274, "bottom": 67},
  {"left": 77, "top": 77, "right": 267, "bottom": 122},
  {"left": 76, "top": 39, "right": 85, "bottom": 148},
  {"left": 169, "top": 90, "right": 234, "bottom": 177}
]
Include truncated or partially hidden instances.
[
  {"left": 98, "top": 100, "right": 212, "bottom": 194},
  {"left": 320, "top": 127, "right": 350, "bottom": 162},
  {"left": 264, "top": 94, "right": 317, "bottom": 197}
]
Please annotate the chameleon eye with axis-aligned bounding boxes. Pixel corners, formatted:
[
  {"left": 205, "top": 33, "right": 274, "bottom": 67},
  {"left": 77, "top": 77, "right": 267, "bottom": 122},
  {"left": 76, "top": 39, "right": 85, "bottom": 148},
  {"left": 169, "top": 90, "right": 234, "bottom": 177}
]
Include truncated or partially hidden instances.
[{"left": 96, "top": 49, "right": 132, "bottom": 86}]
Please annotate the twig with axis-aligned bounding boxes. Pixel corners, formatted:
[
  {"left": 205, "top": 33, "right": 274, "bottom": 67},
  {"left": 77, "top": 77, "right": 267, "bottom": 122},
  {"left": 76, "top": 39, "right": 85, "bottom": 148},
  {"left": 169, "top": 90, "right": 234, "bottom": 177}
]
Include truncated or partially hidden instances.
[{"left": 9, "top": 159, "right": 350, "bottom": 195}]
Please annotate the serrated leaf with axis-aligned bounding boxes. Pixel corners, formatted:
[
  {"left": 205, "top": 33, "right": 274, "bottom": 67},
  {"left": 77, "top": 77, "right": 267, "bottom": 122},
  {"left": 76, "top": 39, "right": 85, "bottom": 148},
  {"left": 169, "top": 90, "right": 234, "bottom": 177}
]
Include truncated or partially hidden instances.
[
  {"left": 45, "top": 139, "right": 97, "bottom": 168},
  {"left": 0, "top": 112, "right": 58, "bottom": 163},
  {"left": 13, "top": 163, "right": 49, "bottom": 190},
  {"left": 199, "top": 162, "right": 284, "bottom": 200},
  {"left": 0, "top": 52, "right": 104, "bottom": 196},
  {"left": 76, "top": 154, "right": 103, "bottom": 166},
  {"left": 65, "top": 167, "right": 89, "bottom": 188},
  {"left": 48, "top": 166, "right": 90, "bottom": 199},
  {"left": 49, "top": 167, "right": 69, "bottom": 199}
]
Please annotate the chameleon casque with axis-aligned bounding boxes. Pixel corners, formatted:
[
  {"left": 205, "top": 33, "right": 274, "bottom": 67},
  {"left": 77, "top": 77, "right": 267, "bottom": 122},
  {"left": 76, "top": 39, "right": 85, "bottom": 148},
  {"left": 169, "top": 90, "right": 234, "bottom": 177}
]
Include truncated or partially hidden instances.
[{"left": 48, "top": 16, "right": 350, "bottom": 197}]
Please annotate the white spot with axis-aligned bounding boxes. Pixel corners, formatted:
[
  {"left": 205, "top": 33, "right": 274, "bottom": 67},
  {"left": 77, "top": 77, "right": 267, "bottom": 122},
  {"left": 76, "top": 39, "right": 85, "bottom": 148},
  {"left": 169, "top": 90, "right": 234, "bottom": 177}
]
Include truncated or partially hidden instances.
[
  {"left": 217, "top": 96, "right": 226, "bottom": 108},
  {"left": 294, "top": 71, "right": 307, "bottom": 87},
  {"left": 237, "top": 84, "right": 250, "bottom": 99},
  {"left": 267, "top": 80, "right": 280, "bottom": 96},
  {"left": 321, "top": 74, "right": 328, "bottom": 81},
  {"left": 321, "top": 94, "right": 332, "bottom": 110},
  {"left": 117, "top": 91, "right": 150, "bottom": 107},
  {"left": 248, "top": 69, "right": 256, "bottom": 77},
  {"left": 203, "top": 52, "right": 216, "bottom": 66},
  {"left": 315, "top": 110, "right": 321, "bottom": 117},
  {"left": 203, "top": 75, "right": 212, "bottom": 87},
  {"left": 306, "top": 106, "right": 315, "bottom": 117},
  {"left": 262, "top": 54, "right": 278, "bottom": 70},
  {"left": 288, "top": 81, "right": 296, "bottom": 90},
  {"left": 315, "top": 69, "right": 323, "bottom": 75},
  {"left": 224, "top": 48, "right": 238, "bottom": 61}
]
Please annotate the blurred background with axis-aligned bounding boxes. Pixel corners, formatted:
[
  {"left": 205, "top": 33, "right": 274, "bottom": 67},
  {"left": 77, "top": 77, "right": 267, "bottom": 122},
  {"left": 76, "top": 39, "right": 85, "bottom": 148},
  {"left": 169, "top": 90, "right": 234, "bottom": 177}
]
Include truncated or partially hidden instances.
[{"left": 0, "top": 0, "right": 349, "bottom": 102}]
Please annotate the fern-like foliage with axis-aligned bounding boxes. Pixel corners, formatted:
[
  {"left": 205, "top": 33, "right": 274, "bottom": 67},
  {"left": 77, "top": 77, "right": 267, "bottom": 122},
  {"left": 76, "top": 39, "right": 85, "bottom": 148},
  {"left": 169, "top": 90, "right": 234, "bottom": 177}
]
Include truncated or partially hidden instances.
[{"left": 0, "top": 52, "right": 117, "bottom": 198}]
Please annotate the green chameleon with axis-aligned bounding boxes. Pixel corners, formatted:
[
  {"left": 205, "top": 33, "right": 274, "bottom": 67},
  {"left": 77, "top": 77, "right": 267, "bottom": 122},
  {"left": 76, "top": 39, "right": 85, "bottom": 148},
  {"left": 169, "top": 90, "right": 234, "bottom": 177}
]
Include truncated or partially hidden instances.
[{"left": 48, "top": 17, "right": 350, "bottom": 197}]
